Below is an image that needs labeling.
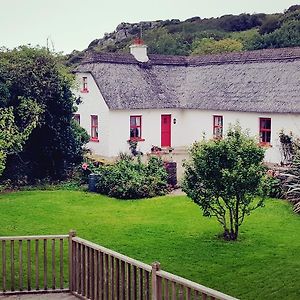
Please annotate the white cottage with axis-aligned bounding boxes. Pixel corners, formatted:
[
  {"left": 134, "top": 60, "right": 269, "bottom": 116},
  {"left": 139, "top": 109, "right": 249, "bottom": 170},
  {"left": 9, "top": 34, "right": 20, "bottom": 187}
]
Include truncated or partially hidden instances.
[{"left": 74, "top": 42, "right": 300, "bottom": 164}]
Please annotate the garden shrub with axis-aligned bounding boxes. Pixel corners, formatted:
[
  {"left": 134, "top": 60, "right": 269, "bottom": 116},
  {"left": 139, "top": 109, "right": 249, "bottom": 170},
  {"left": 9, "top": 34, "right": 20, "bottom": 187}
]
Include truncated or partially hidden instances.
[
  {"left": 260, "top": 170, "right": 283, "bottom": 198},
  {"left": 183, "top": 124, "right": 265, "bottom": 241},
  {"left": 95, "top": 156, "right": 168, "bottom": 199}
]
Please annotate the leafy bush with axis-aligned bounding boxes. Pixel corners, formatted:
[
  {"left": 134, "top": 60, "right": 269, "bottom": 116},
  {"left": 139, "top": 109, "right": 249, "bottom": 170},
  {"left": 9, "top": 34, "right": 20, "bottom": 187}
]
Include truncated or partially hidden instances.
[
  {"left": 95, "top": 156, "right": 168, "bottom": 199},
  {"left": 248, "top": 19, "right": 300, "bottom": 50},
  {"left": 260, "top": 171, "right": 283, "bottom": 198},
  {"left": 191, "top": 38, "right": 243, "bottom": 55},
  {"left": 183, "top": 125, "right": 265, "bottom": 240},
  {"left": 259, "top": 15, "right": 281, "bottom": 34}
]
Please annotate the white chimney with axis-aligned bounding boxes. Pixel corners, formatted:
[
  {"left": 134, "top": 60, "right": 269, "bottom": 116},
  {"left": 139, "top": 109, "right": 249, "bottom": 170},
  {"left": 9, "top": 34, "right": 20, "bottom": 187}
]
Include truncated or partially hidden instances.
[{"left": 129, "top": 38, "right": 149, "bottom": 63}]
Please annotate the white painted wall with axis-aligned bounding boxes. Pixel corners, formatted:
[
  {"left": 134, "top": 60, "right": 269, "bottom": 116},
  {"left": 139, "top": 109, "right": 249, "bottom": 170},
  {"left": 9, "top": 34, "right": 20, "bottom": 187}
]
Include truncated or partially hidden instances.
[
  {"left": 108, "top": 109, "right": 300, "bottom": 164},
  {"left": 74, "top": 73, "right": 300, "bottom": 164},
  {"left": 74, "top": 73, "right": 110, "bottom": 157}
]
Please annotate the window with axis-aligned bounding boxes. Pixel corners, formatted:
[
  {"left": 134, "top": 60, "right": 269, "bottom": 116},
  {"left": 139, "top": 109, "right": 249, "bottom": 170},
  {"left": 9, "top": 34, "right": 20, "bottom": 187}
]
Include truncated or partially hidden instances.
[
  {"left": 73, "top": 114, "right": 80, "bottom": 125},
  {"left": 90, "top": 115, "right": 98, "bottom": 141},
  {"left": 213, "top": 115, "right": 223, "bottom": 139},
  {"left": 130, "top": 116, "right": 142, "bottom": 140},
  {"left": 259, "top": 118, "right": 271, "bottom": 144},
  {"left": 81, "top": 77, "right": 89, "bottom": 93}
]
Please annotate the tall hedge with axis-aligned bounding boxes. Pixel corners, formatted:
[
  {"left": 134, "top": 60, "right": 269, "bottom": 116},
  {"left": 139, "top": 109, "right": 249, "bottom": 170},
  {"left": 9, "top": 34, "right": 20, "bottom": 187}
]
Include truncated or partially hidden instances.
[{"left": 0, "top": 46, "right": 88, "bottom": 181}]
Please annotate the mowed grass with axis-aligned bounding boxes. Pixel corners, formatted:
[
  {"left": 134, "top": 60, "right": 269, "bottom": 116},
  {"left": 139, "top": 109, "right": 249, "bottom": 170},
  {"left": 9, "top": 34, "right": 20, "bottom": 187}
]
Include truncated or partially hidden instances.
[{"left": 0, "top": 190, "right": 299, "bottom": 300}]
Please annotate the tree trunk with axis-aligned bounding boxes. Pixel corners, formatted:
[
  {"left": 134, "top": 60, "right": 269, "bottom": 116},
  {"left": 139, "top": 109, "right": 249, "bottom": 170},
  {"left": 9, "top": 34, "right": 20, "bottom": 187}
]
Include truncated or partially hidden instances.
[{"left": 223, "top": 229, "right": 238, "bottom": 241}]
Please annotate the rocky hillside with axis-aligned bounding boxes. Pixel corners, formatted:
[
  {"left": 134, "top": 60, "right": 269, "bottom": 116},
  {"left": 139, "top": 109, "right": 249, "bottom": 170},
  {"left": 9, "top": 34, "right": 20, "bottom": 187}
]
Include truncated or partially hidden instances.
[
  {"left": 67, "top": 4, "right": 300, "bottom": 64},
  {"left": 89, "top": 19, "right": 181, "bottom": 49}
]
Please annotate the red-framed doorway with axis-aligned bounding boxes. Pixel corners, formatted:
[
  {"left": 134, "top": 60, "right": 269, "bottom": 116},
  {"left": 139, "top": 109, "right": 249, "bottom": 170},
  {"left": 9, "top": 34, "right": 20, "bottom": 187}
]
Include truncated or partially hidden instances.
[{"left": 161, "top": 114, "right": 171, "bottom": 147}]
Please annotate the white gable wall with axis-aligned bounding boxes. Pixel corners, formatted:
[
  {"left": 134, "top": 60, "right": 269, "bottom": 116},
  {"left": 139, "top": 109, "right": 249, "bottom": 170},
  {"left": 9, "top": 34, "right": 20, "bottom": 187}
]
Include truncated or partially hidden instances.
[{"left": 74, "top": 73, "right": 111, "bottom": 157}]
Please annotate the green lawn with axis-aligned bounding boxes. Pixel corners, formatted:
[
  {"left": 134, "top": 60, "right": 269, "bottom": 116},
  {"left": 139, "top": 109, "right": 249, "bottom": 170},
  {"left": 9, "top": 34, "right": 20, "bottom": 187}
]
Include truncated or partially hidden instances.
[{"left": 0, "top": 190, "right": 299, "bottom": 300}]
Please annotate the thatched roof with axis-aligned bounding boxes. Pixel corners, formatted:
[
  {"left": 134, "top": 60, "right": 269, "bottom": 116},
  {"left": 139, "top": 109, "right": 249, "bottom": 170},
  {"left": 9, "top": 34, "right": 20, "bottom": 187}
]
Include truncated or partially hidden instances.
[{"left": 75, "top": 47, "right": 300, "bottom": 113}]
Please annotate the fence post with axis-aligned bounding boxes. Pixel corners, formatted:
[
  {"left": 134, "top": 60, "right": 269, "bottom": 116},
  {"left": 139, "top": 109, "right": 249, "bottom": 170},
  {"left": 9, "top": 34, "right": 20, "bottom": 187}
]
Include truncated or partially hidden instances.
[
  {"left": 151, "top": 262, "right": 161, "bottom": 300},
  {"left": 68, "top": 230, "right": 76, "bottom": 292}
]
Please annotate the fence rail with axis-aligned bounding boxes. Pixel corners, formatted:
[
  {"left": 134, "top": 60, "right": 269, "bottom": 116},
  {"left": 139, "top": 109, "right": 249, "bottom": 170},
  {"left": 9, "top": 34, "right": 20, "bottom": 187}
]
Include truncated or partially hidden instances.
[
  {"left": 0, "top": 231, "right": 238, "bottom": 300},
  {"left": 154, "top": 267, "right": 237, "bottom": 300},
  {"left": 0, "top": 234, "right": 70, "bottom": 295},
  {"left": 70, "top": 236, "right": 152, "bottom": 300}
]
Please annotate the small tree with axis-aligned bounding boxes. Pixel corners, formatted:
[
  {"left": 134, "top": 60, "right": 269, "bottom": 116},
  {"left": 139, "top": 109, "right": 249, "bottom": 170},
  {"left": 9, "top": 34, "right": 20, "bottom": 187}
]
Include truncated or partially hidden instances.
[{"left": 183, "top": 125, "right": 265, "bottom": 240}]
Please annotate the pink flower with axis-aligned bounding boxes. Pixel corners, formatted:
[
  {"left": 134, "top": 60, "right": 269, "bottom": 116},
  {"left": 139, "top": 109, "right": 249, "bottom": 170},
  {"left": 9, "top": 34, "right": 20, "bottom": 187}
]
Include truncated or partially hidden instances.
[{"left": 82, "top": 163, "right": 88, "bottom": 170}]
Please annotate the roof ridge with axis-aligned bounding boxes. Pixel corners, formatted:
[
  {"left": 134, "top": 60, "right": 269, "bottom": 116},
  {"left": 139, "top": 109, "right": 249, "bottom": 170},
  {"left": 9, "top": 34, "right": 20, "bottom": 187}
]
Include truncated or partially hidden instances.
[{"left": 79, "top": 47, "right": 300, "bottom": 66}]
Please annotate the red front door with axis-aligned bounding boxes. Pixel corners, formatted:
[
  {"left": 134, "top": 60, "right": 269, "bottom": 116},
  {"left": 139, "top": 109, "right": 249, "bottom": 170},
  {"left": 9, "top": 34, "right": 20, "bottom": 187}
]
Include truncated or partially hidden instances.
[{"left": 161, "top": 114, "right": 171, "bottom": 147}]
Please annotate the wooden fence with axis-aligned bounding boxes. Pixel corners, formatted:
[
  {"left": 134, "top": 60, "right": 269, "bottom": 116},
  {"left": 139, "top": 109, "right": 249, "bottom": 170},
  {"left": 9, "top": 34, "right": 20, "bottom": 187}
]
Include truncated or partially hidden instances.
[
  {"left": 1, "top": 231, "right": 238, "bottom": 300},
  {"left": 0, "top": 233, "right": 70, "bottom": 295}
]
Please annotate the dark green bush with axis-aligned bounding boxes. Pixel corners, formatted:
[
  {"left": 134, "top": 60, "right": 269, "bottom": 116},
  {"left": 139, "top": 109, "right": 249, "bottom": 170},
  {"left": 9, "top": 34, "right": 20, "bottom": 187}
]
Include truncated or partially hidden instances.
[
  {"left": 260, "top": 173, "right": 283, "bottom": 198},
  {"left": 95, "top": 156, "right": 168, "bottom": 199}
]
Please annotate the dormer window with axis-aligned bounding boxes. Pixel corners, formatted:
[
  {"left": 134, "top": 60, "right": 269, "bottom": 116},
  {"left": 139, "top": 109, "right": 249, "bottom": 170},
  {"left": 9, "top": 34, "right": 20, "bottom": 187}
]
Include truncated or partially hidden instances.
[{"left": 81, "top": 77, "right": 89, "bottom": 93}]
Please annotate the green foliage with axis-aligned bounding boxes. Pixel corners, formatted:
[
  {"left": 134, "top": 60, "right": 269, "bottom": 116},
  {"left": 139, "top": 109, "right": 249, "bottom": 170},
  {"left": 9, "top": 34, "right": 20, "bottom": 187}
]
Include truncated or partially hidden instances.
[
  {"left": 182, "top": 125, "right": 265, "bottom": 240},
  {"left": 260, "top": 173, "right": 283, "bottom": 199},
  {"left": 259, "top": 14, "right": 281, "bottom": 34},
  {"left": 262, "top": 20, "right": 300, "bottom": 48},
  {"left": 247, "top": 16, "right": 300, "bottom": 50},
  {"left": 143, "top": 28, "right": 190, "bottom": 55},
  {"left": 217, "top": 13, "right": 264, "bottom": 32},
  {"left": 95, "top": 155, "right": 168, "bottom": 199},
  {"left": 0, "top": 46, "right": 88, "bottom": 181},
  {"left": 191, "top": 38, "right": 243, "bottom": 55},
  {"left": 0, "top": 99, "right": 42, "bottom": 176},
  {"left": 229, "top": 29, "right": 262, "bottom": 51}
]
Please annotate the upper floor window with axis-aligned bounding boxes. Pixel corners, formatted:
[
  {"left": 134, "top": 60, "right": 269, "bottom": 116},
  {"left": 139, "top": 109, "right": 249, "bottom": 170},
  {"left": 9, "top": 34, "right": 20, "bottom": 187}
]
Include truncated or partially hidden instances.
[
  {"left": 259, "top": 118, "right": 271, "bottom": 144},
  {"left": 130, "top": 116, "right": 142, "bottom": 140},
  {"left": 90, "top": 115, "right": 99, "bottom": 142},
  {"left": 213, "top": 115, "right": 223, "bottom": 139},
  {"left": 81, "top": 77, "right": 89, "bottom": 93},
  {"left": 73, "top": 114, "right": 80, "bottom": 125}
]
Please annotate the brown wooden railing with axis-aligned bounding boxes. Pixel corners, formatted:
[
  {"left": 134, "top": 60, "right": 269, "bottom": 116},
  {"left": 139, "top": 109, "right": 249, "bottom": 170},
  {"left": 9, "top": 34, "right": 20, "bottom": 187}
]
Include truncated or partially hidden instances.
[
  {"left": 0, "top": 234, "right": 70, "bottom": 295},
  {"left": 70, "top": 236, "right": 152, "bottom": 299},
  {"left": 1, "top": 231, "right": 238, "bottom": 300}
]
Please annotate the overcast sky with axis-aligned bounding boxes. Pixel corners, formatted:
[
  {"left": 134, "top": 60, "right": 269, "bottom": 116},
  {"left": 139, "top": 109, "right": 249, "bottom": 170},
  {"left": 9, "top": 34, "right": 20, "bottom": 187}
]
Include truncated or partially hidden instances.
[{"left": 0, "top": 0, "right": 297, "bottom": 54}]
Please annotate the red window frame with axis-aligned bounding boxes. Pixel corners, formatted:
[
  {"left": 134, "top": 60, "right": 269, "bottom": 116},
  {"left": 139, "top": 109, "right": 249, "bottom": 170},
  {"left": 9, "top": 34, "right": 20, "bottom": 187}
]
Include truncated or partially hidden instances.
[
  {"left": 259, "top": 117, "right": 271, "bottom": 145},
  {"left": 81, "top": 77, "right": 89, "bottom": 93},
  {"left": 90, "top": 115, "right": 99, "bottom": 142},
  {"left": 73, "top": 114, "right": 80, "bottom": 125},
  {"left": 130, "top": 115, "right": 143, "bottom": 141},
  {"left": 213, "top": 115, "right": 223, "bottom": 139}
]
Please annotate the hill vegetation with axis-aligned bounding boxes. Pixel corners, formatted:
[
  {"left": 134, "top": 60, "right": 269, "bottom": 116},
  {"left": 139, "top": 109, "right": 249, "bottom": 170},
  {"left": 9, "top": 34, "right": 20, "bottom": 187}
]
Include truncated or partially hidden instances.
[{"left": 68, "top": 4, "right": 300, "bottom": 64}]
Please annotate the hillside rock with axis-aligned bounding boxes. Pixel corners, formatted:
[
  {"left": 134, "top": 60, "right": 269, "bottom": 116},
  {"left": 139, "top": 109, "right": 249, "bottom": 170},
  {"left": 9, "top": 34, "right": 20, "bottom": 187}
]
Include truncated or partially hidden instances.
[{"left": 88, "top": 19, "right": 181, "bottom": 48}]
